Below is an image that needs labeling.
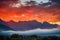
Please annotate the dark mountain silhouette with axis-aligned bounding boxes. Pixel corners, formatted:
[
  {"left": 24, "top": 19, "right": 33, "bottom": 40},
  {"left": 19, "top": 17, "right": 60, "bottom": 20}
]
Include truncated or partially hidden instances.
[
  {"left": 0, "top": 19, "right": 13, "bottom": 30},
  {"left": 7, "top": 20, "right": 58, "bottom": 31},
  {"left": 42, "top": 22, "right": 58, "bottom": 29}
]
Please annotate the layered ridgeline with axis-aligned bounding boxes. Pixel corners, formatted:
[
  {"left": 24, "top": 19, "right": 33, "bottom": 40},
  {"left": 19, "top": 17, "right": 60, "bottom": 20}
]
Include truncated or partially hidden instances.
[
  {"left": 0, "top": 19, "right": 59, "bottom": 31},
  {"left": 7, "top": 20, "right": 58, "bottom": 31},
  {"left": 0, "top": 20, "right": 60, "bottom": 36},
  {"left": 0, "top": 19, "right": 13, "bottom": 31}
]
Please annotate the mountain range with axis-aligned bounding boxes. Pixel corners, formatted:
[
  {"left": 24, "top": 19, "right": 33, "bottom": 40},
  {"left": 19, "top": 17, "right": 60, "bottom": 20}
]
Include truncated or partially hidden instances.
[
  {"left": 7, "top": 20, "right": 58, "bottom": 31},
  {"left": 0, "top": 19, "right": 60, "bottom": 36},
  {"left": 0, "top": 19, "right": 59, "bottom": 31}
]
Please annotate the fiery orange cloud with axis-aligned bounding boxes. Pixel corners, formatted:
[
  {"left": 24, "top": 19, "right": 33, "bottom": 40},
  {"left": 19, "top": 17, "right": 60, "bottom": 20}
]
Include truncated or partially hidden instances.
[{"left": 0, "top": 6, "right": 60, "bottom": 25}]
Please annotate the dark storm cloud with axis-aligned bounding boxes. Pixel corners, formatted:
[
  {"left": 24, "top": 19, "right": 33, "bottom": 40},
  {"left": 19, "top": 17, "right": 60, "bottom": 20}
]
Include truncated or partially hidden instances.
[
  {"left": 50, "top": 0, "right": 60, "bottom": 4},
  {"left": 0, "top": 0, "right": 18, "bottom": 8},
  {"left": 50, "top": 0, "right": 60, "bottom": 7}
]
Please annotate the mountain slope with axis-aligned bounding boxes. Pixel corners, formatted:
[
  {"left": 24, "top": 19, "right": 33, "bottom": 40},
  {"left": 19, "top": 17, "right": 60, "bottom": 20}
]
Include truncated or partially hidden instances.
[{"left": 0, "top": 19, "right": 13, "bottom": 30}]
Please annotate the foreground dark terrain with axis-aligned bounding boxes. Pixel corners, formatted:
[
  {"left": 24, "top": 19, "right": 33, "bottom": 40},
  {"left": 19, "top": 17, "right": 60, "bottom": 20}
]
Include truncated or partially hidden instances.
[{"left": 0, "top": 34, "right": 60, "bottom": 40}]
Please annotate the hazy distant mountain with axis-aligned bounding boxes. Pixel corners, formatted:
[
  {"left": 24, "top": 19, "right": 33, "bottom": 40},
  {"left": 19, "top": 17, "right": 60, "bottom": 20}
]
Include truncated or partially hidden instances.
[
  {"left": 7, "top": 20, "right": 58, "bottom": 31},
  {"left": 1, "top": 28, "right": 60, "bottom": 36},
  {"left": 0, "top": 19, "right": 13, "bottom": 30}
]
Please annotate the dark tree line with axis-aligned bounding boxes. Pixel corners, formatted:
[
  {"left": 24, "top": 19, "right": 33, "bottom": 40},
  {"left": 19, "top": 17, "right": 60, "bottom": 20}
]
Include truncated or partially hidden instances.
[{"left": 0, "top": 34, "right": 60, "bottom": 40}]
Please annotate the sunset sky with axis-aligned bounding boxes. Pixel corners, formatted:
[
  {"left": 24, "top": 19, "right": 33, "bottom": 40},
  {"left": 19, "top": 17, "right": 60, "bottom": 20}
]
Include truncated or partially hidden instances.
[{"left": 0, "top": 0, "right": 60, "bottom": 25}]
